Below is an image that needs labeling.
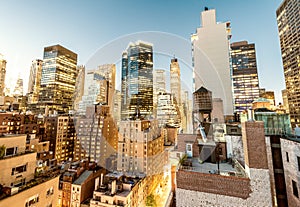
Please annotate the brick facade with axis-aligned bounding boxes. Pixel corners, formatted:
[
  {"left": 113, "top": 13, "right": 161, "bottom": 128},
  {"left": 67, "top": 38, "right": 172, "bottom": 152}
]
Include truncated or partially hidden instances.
[{"left": 176, "top": 170, "right": 251, "bottom": 199}]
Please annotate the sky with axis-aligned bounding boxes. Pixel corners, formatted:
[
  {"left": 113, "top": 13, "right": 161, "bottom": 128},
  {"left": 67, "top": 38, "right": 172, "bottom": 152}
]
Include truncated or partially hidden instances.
[{"left": 0, "top": 0, "right": 285, "bottom": 102}]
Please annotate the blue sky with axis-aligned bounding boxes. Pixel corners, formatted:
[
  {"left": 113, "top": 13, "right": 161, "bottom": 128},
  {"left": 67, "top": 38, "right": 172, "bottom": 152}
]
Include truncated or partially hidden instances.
[{"left": 0, "top": 0, "right": 284, "bottom": 102}]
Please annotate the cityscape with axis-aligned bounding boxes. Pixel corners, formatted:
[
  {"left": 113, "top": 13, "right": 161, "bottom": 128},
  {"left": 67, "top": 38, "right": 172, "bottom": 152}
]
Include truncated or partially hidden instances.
[{"left": 0, "top": 0, "right": 299, "bottom": 207}]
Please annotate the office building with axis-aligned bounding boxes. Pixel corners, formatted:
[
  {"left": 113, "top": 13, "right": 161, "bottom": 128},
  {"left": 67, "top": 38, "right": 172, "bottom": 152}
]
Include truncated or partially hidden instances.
[
  {"left": 170, "top": 58, "right": 181, "bottom": 105},
  {"left": 75, "top": 105, "right": 118, "bottom": 169},
  {"left": 73, "top": 65, "right": 85, "bottom": 112},
  {"left": 0, "top": 54, "right": 6, "bottom": 96},
  {"left": 28, "top": 59, "right": 43, "bottom": 104},
  {"left": 117, "top": 119, "right": 165, "bottom": 176},
  {"left": 44, "top": 116, "right": 76, "bottom": 163},
  {"left": 231, "top": 41, "right": 260, "bottom": 114},
  {"left": 78, "top": 64, "right": 115, "bottom": 115},
  {"left": 157, "top": 92, "right": 180, "bottom": 127},
  {"left": 276, "top": 0, "right": 300, "bottom": 127},
  {"left": 13, "top": 76, "right": 24, "bottom": 97},
  {"left": 153, "top": 69, "right": 166, "bottom": 117},
  {"left": 191, "top": 8, "right": 233, "bottom": 116},
  {"left": 38, "top": 45, "right": 77, "bottom": 114},
  {"left": 121, "top": 41, "right": 153, "bottom": 120}
]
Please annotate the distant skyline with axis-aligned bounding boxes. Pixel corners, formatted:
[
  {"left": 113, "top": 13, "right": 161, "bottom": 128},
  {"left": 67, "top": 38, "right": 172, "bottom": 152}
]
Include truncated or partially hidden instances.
[{"left": 0, "top": 0, "right": 284, "bottom": 102}]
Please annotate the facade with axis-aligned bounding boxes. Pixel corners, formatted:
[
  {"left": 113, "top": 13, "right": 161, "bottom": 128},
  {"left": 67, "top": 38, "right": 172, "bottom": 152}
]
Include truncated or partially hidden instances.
[
  {"left": 191, "top": 8, "right": 233, "bottom": 116},
  {"left": 75, "top": 105, "right": 118, "bottom": 169},
  {"left": 281, "top": 138, "right": 300, "bottom": 207},
  {"left": 73, "top": 65, "right": 85, "bottom": 112},
  {"left": 170, "top": 58, "right": 181, "bottom": 105},
  {"left": 121, "top": 41, "right": 153, "bottom": 120},
  {"left": 117, "top": 119, "right": 165, "bottom": 176},
  {"left": 38, "top": 45, "right": 78, "bottom": 114},
  {"left": 13, "top": 76, "right": 24, "bottom": 97},
  {"left": 276, "top": 0, "right": 300, "bottom": 128},
  {"left": 153, "top": 69, "right": 166, "bottom": 117},
  {"left": 231, "top": 41, "right": 260, "bottom": 114},
  {"left": 260, "top": 90, "right": 276, "bottom": 109},
  {"left": 44, "top": 116, "right": 76, "bottom": 163},
  {"left": 157, "top": 92, "right": 180, "bottom": 127},
  {"left": 282, "top": 89, "right": 289, "bottom": 113},
  {"left": 113, "top": 90, "right": 121, "bottom": 124},
  {"left": 0, "top": 134, "right": 60, "bottom": 207},
  {"left": 28, "top": 59, "right": 43, "bottom": 104},
  {"left": 78, "top": 64, "right": 116, "bottom": 115},
  {"left": 0, "top": 55, "right": 6, "bottom": 96}
]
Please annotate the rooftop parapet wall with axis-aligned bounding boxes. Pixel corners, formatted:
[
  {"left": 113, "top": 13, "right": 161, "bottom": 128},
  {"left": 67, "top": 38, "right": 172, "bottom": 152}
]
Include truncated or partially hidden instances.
[{"left": 176, "top": 170, "right": 251, "bottom": 199}]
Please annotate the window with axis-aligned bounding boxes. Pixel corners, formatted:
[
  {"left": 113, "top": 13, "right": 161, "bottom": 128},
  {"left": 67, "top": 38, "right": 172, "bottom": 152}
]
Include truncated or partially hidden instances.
[
  {"left": 292, "top": 180, "right": 299, "bottom": 198},
  {"left": 286, "top": 152, "right": 289, "bottom": 162},
  {"left": 25, "top": 194, "right": 39, "bottom": 207},
  {"left": 297, "top": 156, "right": 300, "bottom": 171},
  {"left": 11, "top": 164, "right": 27, "bottom": 175}
]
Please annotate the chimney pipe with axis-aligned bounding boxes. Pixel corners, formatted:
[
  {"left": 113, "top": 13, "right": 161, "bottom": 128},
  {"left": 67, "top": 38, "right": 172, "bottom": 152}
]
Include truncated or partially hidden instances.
[{"left": 100, "top": 173, "right": 103, "bottom": 186}]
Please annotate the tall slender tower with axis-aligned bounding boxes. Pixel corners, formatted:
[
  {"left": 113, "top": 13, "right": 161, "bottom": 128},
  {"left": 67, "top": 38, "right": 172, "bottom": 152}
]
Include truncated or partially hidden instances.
[
  {"left": 38, "top": 44, "right": 77, "bottom": 114},
  {"left": 28, "top": 59, "right": 43, "bottom": 103},
  {"left": 191, "top": 8, "right": 233, "bottom": 116},
  {"left": 231, "top": 41, "right": 260, "bottom": 114},
  {"left": 0, "top": 55, "right": 6, "bottom": 96},
  {"left": 170, "top": 58, "right": 181, "bottom": 105},
  {"left": 121, "top": 41, "right": 153, "bottom": 120},
  {"left": 277, "top": 0, "right": 300, "bottom": 128}
]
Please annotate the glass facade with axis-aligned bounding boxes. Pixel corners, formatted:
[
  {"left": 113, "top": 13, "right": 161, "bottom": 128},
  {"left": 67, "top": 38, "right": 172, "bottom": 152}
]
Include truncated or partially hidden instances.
[
  {"left": 38, "top": 45, "right": 78, "bottom": 114},
  {"left": 277, "top": 0, "right": 300, "bottom": 128},
  {"left": 121, "top": 41, "right": 153, "bottom": 119},
  {"left": 231, "top": 41, "right": 260, "bottom": 114}
]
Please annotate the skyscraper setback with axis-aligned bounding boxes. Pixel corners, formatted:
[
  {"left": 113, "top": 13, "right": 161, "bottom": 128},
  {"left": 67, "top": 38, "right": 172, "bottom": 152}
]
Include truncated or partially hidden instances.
[
  {"left": 121, "top": 41, "right": 153, "bottom": 120},
  {"left": 231, "top": 41, "right": 260, "bottom": 114},
  {"left": 277, "top": 0, "right": 300, "bottom": 128},
  {"left": 191, "top": 8, "right": 233, "bottom": 116},
  {"left": 38, "top": 44, "right": 77, "bottom": 114}
]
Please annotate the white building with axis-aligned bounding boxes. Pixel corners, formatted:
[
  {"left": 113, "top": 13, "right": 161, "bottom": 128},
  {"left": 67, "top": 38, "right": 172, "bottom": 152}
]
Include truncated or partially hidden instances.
[{"left": 191, "top": 8, "right": 233, "bottom": 116}]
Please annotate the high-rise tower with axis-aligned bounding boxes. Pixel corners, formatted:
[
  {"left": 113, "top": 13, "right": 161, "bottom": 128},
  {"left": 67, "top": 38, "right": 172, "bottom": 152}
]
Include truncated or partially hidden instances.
[
  {"left": 170, "top": 58, "right": 181, "bottom": 105},
  {"left": 277, "top": 0, "right": 300, "bottom": 128},
  {"left": 0, "top": 55, "right": 6, "bottom": 96},
  {"left": 38, "top": 45, "right": 77, "bottom": 114},
  {"left": 231, "top": 41, "right": 260, "bottom": 114},
  {"left": 28, "top": 59, "right": 43, "bottom": 104},
  {"left": 121, "top": 41, "right": 153, "bottom": 120},
  {"left": 191, "top": 8, "right": 233, "bottom": 116}
]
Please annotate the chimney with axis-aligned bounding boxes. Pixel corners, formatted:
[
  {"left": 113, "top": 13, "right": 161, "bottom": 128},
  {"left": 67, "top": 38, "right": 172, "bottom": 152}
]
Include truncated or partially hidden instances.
[
  {"left": 111, "top": 180, "right": 116, "bottom": 195},
  {"left": 94, "top": 177, "right": 99, "bottom": 190}
]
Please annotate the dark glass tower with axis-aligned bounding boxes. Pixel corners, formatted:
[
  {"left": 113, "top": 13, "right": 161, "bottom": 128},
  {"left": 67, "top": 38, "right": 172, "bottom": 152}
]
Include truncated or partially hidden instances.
[
  {"left": 231, "top": 41, "right": 260, "bottom": 114},
  {"left": 121, "top": 41, "right": 153, "bottom": 119},
  {"left": 38, "top": 45, "right": 78, "bottom": 114},
  {"left": 277, "top": 0, "right": 300, "bottom": 128}
]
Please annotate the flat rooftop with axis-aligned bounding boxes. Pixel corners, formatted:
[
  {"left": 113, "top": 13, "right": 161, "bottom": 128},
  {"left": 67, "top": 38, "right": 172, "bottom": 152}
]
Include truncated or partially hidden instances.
[{"left": 180, "top": 158, "right": 246, "bottom": 177}]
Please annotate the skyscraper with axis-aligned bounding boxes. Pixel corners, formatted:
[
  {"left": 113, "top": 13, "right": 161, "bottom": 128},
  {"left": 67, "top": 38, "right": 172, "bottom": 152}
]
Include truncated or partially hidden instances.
[
  {"left": 0, "top": 54, "right": 6, "bottom": 96},
  {"left": 77, "top": 64, "right": 115, "bottom": 115},
  {"left": 13, "top": 76, "right": 24, "bottom": 96},
  {"left": 28, "top": 59, "right": 43, "bottom": 104},
  {"left": 73, "top": 65, "right": 85, "bottom": 111},
  {"left": 191, "top": 8, "right": 233, "bottom": 116},
  {"left": 277, "top": 0, "right": 300, "bottom": 128},
  {"left": 231, "top": 41, "right": 260, "bottom": 114},
  {"left": 121, "top": 41, "right": 153, "bottom": 120},
  {"left": 38, "top": 44, "right": 77, "bottom": 114},
  {"left": 170, "top": 58, "right": 181, "bottom": 105}
]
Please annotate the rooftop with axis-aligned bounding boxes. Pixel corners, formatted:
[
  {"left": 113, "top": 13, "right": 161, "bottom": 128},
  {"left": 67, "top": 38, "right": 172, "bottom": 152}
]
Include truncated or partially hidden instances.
[
  {"left": 73, "top": 170, "right": 93, "bottom": 185},
  {"left": 180, "top": 157, "right": 246, "bottom": 178}
]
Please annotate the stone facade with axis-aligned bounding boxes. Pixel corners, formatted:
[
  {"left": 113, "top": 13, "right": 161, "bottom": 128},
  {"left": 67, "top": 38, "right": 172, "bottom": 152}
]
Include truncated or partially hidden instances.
[{"left": 281, "top": 138, "right": 300, "bottom": 207}]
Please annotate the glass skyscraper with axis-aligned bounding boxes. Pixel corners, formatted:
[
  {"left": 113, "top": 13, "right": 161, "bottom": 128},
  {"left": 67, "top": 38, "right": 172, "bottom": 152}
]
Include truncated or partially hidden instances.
[
  {"left": 38, "top": 45, "right": 78, "bottom": 114},
  {"left": 231, "top": 41, "right": 260, "bottom": 114},
  {"left": 277, "top": 0, "right": 300, "bottom": 128},
  {"left": 121, "top": 41, "right": 153, "bottom": 120}
]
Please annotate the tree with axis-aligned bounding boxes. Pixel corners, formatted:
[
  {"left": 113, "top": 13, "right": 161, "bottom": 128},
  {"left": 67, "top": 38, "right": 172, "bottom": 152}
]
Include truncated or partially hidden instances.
[{"left": 146, "top": 194, "right": 157, "bottom": 207}]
